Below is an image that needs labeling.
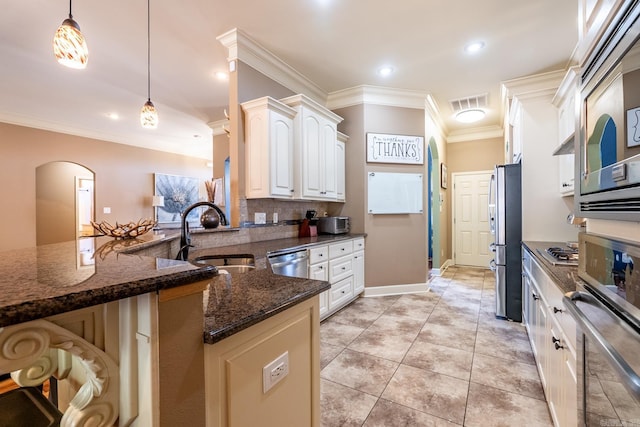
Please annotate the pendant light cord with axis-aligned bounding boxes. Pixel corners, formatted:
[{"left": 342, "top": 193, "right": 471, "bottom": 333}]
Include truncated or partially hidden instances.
[
  {"left": 68, "top": 0, "right": 73, "bottom": 19},
  {"left": 147, "top": 0, "right": 151, "bottom": 102}
]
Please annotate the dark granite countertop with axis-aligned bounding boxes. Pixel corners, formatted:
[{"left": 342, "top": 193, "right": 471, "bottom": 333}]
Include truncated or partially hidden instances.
[
  {"left": 190, "top": 233, "right": 366, "bottom": 262},
  {"left": 203, "top": 269, "right": 329, "bottom": 344},
  {"left": 0, "top": 235, "right": 217, "bottom": 328},
  {"left": 522, "top": 241, "right": 582, "bottom": 294},
  {"left": 195, "top": 234, "right": 362, "bottom": 343},
  {"left": 0, "top": 232, "right": 351, "bottom": 344}
]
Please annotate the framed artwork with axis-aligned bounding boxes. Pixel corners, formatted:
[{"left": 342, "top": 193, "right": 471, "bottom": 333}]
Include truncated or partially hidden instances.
[
  {"left": 440, "top": 163, "right": 448, "bottom": 189},
  {"left": 627, "top": 106, "right": 640, "bottom": 147},
  {"left": 366, "top": 133, "right": 424, "bottom": 164},
  {"left": 154, "top": 173, "right": 199, "bottom": 223}
]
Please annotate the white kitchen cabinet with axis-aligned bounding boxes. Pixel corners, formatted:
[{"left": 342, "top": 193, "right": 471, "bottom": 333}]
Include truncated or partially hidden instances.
[
  {"left": 336, "top": 132, "right": 347, "bottom": 202},
  {"left": 281, "top": 94, "right": 344, "bottom": 201},
  {"left": 552, "top": 67, "right": 578, "bottom": 197},
  {"left": 241, "top": 96, "right": 297, "bottom": 199},
  {"left": 308, "top": 237, "right": 365, "bottom": 321},
  {"left": 309, "top": 245, "right": 329, "bottom": 318},
  {"left": 522, "top": 246, "right": 577, "bottom": 427},
  {"left": 352, "top": 238, "right": 365, "bottom": 295}
]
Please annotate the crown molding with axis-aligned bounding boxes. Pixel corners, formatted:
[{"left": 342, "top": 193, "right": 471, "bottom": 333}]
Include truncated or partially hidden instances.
[
  {"left": 326, "top": 85, "right": 428, "bottom": 110},
  {"left": 208, "top": 119, "right": 229, "bottom": 136},
  {"left": 217, "top": 28, "right": 327, "bottom": 105},
  {"left": 424, "top": 93, "right": 448, "bottom": 137},
  {"left": 501, "top": 69, "right": 565, "bottom": 102},
  {"left": 446, "top": 125, "right": 504, "bottom": 143},
  {"left": 551, "top": 66, "right": 580, "bottom": 107}
]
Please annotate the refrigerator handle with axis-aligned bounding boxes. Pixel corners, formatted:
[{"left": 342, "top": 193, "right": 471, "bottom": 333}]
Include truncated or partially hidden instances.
[{"left": 488, "top": 173, "right": 496, "bottom": 235}]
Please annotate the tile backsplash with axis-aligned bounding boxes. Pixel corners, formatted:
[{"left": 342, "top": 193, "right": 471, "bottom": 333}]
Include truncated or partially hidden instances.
[{"left": 243, "top": 198, "right": 343, "bottom": 225}]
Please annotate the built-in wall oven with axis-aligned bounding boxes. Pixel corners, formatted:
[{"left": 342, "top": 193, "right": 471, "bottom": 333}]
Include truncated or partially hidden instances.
[
  {"left": 576, "top": 0, "right": 640, "bottom": 220},
  {"left": 564, "top": 233, "right": 640, "bottom": 425}
]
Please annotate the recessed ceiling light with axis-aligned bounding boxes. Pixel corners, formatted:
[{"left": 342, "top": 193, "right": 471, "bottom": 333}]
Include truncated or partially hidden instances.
[
  {"left": 455, "top": 109, "right": 486, "bottom": 123},
  {"left": 464, "top": 41, "right": 485, "bottom": 54},
  {"left": 106, "top": 112, "right": 119, "bottom": 120},
  {"left": 215, "top": 71, "right": 228, "bottom": 80},
  {"left": 378, "top": 66, "right": 394, "bottom": 77}
]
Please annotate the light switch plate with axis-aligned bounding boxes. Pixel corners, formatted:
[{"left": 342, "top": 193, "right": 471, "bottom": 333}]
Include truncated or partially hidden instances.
[{"left": 255, "top": 212, "right": 266, "bottom": 224}]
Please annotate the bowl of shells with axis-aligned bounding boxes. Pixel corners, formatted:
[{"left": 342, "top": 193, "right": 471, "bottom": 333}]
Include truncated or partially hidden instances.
[{"left": 90, "top": 218, "right": 157, "bottom": 239}]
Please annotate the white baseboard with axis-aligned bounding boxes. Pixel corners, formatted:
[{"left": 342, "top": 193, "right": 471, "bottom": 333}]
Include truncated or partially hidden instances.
[
  {"left": 363, "top": 282, "right": 430, "bottom": 297},
  {"left": 430, "top": 258, "right": 453, "bottom": 276}
]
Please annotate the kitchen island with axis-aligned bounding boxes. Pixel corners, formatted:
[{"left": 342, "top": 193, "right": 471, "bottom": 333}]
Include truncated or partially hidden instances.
[{"left": 0, "top": 233, "right": 330, "bottom": 426}]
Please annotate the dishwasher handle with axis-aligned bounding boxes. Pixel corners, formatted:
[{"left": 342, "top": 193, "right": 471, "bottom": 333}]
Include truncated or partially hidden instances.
[
  {"left": 269, "top": 255, "right": 308, "bottom": 269},
  {"left": 564, "top": 291, "right": 640, "bottom": 399}
]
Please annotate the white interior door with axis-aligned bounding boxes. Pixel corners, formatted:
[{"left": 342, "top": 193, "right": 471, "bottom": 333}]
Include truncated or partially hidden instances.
[{"left": 453, "top": 171, "right": 492, "bottom": 267}]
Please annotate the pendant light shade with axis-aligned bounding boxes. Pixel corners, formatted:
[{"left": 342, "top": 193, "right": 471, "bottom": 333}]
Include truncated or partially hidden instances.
[
  {"left": 141, "top": 100, "right": 158, "bottom": 128},
  {"left": 141, "top": 0, "right": 158, "bottom": 129},
  {"left": 53, "top": 1, "right": 88, "bottom": 69}
]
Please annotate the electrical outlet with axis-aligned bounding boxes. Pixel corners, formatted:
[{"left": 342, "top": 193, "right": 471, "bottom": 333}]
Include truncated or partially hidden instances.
[
  {"left": 263, "top": 351, "right": 289, "bottom": 393},
  {"left": 255, "top": 212, "right": 266, "bottom": 224}
]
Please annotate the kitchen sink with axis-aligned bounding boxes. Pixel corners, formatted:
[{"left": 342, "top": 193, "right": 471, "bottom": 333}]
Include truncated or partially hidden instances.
[{"left": 190, "top": 254, "right": 255, "bottom": 274}]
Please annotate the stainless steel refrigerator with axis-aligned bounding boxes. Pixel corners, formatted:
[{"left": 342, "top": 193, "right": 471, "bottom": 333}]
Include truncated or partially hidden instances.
[{"left": 488, "top": 163, "right": 522, "bottom": 322}]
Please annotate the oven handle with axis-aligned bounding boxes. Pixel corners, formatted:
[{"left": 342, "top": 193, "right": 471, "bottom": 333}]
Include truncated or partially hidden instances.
[{"left": 564, "top": 291, "right": 640, "bottom": 399}]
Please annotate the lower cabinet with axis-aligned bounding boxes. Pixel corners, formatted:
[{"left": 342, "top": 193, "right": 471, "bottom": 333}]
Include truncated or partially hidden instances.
[
  {"left": 309, "top": 237, "right": 365, "bottom": 321},
  {"left": 204, "top": 297, "right": 320, "bottom": 427},
  {"left": 522, "top": 247, "right": 577, "bottom": 427}
]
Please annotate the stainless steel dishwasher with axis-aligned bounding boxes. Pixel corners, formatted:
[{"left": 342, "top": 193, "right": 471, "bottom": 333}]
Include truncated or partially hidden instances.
[{"left": 267, "top": 249, "right": 309, "bottom": 278}]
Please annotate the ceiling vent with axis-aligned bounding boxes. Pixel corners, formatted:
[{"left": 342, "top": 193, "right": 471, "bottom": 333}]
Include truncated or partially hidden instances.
[{"left": 449, "top": 94, "right": 488, "bottom": 113}]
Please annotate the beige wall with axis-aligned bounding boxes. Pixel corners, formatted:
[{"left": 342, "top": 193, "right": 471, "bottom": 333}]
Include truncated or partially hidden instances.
[
  {"left": 446, "top": 137, "right": 503, "bottom": 259},
  {"left": 0, "top": 122, "right": 212, "bottom": 251},
  {"left": 447, "top": 137, "right": 503, "bottom": 173},
  {"left": 334, "top": 104, "right": 428, "bottom": 287}
]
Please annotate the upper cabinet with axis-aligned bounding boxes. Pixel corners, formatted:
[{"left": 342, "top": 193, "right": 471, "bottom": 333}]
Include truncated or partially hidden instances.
[
  {"left": 280, "top": 94, "right": 345, "bottom": 202},
  {"left": 242, "top": 93, "right": 346, "bottom": 202},
  {"left": 241, "top": 97, "right": 297, "bottom": 199},
  {"left": 336, "top": 132, "right": 348, "bottom": 202},
  {"left": 552, "top": 67, "right": 579, "bottom": 197}
]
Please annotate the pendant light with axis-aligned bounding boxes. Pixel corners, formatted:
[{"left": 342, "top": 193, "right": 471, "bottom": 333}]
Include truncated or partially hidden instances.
[
  {"left": 140, "top": 0, "right": 158, "bottom": 129},
  {"left": 53, "top": 0, "right": 88, "bottom": 69}
]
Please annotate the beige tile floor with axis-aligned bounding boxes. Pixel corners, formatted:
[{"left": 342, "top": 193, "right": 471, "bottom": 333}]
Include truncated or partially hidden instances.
[{"left": 320, "top": 266, "right": 553, "bottom": 427}]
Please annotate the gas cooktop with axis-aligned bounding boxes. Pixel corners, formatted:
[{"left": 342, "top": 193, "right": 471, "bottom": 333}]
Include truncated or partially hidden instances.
[{"left": 537, "top": 246, "right": 579, "bottom": 266}]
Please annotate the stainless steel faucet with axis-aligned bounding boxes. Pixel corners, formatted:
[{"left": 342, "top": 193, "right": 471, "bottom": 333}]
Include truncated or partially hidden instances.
[{"left": 176, "top": 201, "right": 228, "bottom": 261}]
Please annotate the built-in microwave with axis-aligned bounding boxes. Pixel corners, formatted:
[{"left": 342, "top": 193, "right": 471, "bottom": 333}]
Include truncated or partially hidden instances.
[{"left": 576, "top": 0, "right": 640, "bottom": 221}]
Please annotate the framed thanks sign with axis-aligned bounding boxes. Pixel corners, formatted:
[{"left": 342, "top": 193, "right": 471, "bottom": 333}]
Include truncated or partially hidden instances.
[{"left": 366, "top": 133, "right": 424, "bottom": 165}]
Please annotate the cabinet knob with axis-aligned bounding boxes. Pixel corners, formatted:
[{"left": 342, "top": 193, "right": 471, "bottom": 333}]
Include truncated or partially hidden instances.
[
  {"left": 553, "top": 307, "right": 563, "bottom": 314},
  {"left": 552, "top": 337, "right": 563, "bottom": 350},
  {"left": 532, "top": 293, "right": 539, "bottom": 301},
  {"left": 319, "top": 266, "right": 323, "bottom": 269},
  {"left": 342, "top": 267, "right": 346, "bottom": 270}
]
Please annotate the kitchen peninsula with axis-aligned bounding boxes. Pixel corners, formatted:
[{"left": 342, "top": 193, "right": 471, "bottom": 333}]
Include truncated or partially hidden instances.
[{"left": 0, "top": 232, "right": 330, "bottom": 426}]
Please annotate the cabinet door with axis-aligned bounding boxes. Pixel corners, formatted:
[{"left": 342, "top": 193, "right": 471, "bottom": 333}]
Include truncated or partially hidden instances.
[
  {"left": 321, "top": 119, "right": 337, "bottom": 199},
  {"left": 352, "top": 250, "right": 364, "bottom": 295},
  {"left": 309, "top": 261, "right": 328, "bottom": 281},
  {"left": 319, "top": 291, "right": 329, "bottom": 319},
  {"left": 336, "top": 139, "right": 346, "bottom": 202},
  {"left": 559, "top": 154, "right": 575, "bottom": 196},
  {"left": 270, "top": 114, "right": 294, "bottom": 197},
  {"left": 301, "top": 111, "right": 323, "bottom": 199}
]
